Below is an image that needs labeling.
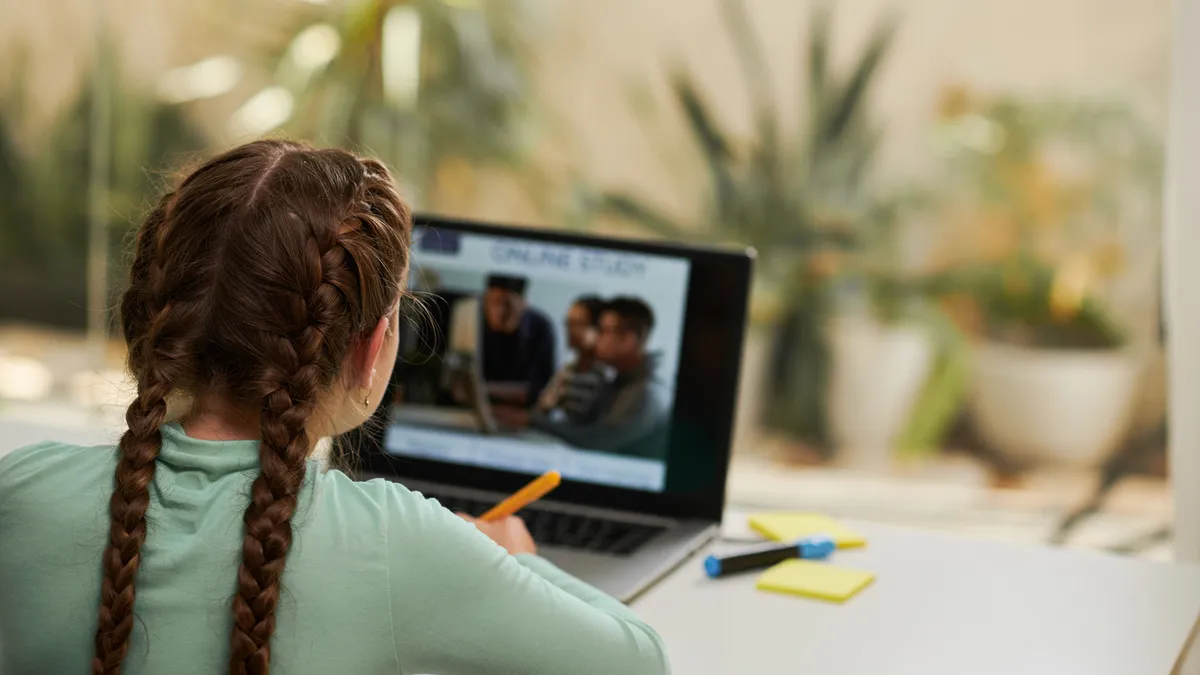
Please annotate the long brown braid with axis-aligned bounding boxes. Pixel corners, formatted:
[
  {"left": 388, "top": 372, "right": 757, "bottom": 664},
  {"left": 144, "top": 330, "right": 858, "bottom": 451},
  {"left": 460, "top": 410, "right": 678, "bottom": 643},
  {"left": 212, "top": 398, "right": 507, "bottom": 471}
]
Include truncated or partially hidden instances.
[{"left": 92, "top": 140, "right": 411, "bottom": 675}]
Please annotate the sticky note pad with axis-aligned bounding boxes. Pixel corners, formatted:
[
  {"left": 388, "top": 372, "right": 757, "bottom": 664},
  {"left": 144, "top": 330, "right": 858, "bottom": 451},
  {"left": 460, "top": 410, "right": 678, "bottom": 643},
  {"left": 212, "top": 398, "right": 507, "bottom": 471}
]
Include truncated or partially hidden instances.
[
  {"left": 756, "top": 559, "right": 875, "bottom": 602},
  {"left": 748, "top": 513, "right": 867, "bottom": 548}
]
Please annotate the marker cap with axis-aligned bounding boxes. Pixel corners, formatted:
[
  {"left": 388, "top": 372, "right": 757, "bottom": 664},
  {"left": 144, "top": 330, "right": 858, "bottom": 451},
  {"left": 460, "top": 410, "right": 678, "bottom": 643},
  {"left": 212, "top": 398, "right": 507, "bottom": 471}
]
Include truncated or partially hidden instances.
[
  {"left": 797, "top": 535, "right": 836, "bottom": 560},
  {"left": 703, "top": 555, "right": 722, "bottom": 579}
]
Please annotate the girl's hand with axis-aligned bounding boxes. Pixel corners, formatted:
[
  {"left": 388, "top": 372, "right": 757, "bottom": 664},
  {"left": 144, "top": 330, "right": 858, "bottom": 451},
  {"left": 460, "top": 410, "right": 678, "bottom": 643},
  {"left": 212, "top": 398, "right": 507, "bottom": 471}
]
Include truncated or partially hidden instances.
[{"left": 458, "top": 513, "right": 538, "bottom": 556}]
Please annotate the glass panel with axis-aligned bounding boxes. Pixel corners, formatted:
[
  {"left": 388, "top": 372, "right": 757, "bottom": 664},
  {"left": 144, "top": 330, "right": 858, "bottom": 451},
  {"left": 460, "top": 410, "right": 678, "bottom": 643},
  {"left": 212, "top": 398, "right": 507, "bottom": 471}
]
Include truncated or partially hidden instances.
[{"left": 0, "top": 0, "right": 1171, "bottom": 557}]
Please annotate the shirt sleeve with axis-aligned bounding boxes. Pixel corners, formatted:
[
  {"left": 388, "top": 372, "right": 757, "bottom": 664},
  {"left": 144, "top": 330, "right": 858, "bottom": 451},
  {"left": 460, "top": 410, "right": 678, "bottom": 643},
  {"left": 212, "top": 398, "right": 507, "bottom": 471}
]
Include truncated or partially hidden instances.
[
  {"left": 534, "top": 382, "right": 665, "bottom": 454},
  {"left": 382, "top": 482, "right": 670, "bottom": 675}
]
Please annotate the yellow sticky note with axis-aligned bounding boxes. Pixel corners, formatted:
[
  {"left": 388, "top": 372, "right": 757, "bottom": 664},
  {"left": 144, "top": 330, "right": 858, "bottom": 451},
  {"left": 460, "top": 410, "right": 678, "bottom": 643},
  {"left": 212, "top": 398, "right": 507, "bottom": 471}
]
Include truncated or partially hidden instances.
[
  {"left": 756, "top": 559, "right": 875, "bottom": 602},
  {"left": 748, "top": 513, "right": 867, "bottom": 548}
]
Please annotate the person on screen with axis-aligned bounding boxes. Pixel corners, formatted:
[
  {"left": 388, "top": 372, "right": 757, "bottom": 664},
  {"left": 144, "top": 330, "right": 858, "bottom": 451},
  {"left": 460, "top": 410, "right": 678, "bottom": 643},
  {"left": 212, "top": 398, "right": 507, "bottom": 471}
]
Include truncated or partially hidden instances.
[
  {"left": 536, "top": 297, "right": 669, "bottom": 458},
  {"left": 538, "top": 295, "right": 608, "bottom": 424},
  {"left": 480, "top": 274, "right": 557, "bottom": 413}
]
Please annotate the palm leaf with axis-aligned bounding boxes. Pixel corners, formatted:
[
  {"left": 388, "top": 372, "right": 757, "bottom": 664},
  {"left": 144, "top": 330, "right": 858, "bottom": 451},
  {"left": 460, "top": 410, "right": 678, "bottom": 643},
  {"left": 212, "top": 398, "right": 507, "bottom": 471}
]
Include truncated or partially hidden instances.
[
  {"left": 823, "top": 121, "right": 883, "bottom": 203},
  {"left": 720, "top": 0, "right": 779, "bottom": 148},
  {"left": 671, "top": 74, "right": 738, "bottom": 221},
  {"left": 0, "top": 73, "right": 33, "bottom": 264},
  {"left": 896, "top": 308, "right": 969, "bottom": 457},
  {"left": 0, "top": 123, "right": 37, "bottom": 264},
  {"left": 671, "top": 74, "right": 732, "bottom": 161},
  {"left": 805, "top": 3, "right": 832, "bottom": 113},
  {"left": 815, "top": 14, "right": 896, "bottom": 149},
  {"left": 720, "top": 0, "right": 784, "bottom": 228}
]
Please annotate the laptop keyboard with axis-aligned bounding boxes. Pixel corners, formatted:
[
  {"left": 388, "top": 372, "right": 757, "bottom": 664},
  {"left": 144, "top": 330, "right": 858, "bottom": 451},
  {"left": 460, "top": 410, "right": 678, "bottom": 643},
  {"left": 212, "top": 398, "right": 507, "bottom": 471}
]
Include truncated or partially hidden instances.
[{"left": 427, "top": 492, "right": 664, "bottom": 557}]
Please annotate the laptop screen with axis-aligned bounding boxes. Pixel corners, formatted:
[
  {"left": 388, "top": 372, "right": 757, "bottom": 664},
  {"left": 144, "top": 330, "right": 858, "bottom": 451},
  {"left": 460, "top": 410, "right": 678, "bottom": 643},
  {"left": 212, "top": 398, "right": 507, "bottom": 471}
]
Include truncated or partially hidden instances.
[{"left": 384, "top": 226, "right": 691, "bottom": 492}]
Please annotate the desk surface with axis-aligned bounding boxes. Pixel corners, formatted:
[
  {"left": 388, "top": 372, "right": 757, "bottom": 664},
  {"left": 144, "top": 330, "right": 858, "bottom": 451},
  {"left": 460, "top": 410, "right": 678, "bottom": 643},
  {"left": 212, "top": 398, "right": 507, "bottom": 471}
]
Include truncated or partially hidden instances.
[{"left": 633, "top": 519, "right": 1200, "bottom": 675}]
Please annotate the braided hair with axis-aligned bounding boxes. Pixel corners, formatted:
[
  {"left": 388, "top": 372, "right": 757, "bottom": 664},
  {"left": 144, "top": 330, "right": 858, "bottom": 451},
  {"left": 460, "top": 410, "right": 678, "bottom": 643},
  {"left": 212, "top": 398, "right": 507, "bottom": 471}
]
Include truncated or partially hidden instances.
[{"left": 91, "top": 140, "right": 411, "bottom": 675}]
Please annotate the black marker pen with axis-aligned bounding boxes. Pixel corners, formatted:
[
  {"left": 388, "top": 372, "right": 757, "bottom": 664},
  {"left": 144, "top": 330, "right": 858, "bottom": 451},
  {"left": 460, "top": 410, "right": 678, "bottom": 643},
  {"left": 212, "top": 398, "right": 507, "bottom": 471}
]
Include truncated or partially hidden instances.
[{"left": 703, "top": 536, "right": 836, "bottom": 578}]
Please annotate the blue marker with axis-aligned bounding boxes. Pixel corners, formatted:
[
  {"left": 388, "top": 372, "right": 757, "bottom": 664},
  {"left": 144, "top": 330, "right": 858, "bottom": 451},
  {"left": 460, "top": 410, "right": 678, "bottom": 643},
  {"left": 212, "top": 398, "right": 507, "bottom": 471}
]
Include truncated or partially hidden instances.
[{"left": 703, "top": 536, "right": 836, "bottom": 579}]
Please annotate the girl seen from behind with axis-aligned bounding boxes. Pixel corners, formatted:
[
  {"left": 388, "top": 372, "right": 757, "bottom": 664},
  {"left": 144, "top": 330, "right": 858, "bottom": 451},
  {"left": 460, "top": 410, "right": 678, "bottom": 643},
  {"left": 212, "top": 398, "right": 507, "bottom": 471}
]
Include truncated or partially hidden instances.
[{"left": 0, "top": 140, "right": 670, "bottom": 675}]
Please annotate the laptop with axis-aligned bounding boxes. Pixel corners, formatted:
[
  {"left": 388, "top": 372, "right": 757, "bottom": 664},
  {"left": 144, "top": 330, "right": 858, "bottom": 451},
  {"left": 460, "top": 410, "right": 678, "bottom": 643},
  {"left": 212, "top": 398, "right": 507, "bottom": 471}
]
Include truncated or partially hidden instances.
[{"left": 344, "top": 214, "right": 753, "bottom": 602}]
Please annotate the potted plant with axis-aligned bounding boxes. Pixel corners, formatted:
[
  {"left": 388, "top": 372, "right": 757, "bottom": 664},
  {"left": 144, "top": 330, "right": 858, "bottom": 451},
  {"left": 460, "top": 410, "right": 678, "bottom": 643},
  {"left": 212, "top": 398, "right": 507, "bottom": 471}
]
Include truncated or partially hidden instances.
[
  {"left": 931, "top": 90, "right": 1162, "bottom": 465},
  {"left": 824, "top": 189, "right": 953, "bottom": 468},
  {"left": 575, "top": 0, "right": 899, "bottom": 457},
  {"left": 246, "top": 0, "right": 540, "bottom": 215}
]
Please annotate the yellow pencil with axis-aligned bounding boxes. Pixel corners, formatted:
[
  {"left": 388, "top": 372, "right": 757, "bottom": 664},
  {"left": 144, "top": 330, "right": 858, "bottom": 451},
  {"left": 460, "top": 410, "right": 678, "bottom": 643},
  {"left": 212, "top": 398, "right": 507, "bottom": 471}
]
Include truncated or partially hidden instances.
[{"left": 480, "top": 471, "right": 562, "bottom": 522}]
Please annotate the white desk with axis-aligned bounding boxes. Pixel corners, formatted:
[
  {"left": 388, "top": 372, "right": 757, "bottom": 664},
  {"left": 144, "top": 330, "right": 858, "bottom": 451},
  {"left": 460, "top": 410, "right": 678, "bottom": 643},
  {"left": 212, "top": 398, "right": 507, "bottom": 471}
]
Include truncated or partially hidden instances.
[{"left": 633, "top": 520, "right": 1200, "bottom": 675}]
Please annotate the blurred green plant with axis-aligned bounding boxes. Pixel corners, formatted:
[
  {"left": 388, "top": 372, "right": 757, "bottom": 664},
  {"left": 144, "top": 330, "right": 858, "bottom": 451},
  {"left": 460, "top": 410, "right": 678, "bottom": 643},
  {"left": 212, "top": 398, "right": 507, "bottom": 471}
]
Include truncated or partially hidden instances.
[
  {"left": 0, "top": 51, "right": 207, "bottom": 328},
  {"left": 255, "top": 0, "right": 538, "bottom": 210},
  {"left": 967, "top": 255, "right": 1127, "bottom": 349},
  {"left": 932, "top": 90, "right": 1162, "bottom": 349},
  {"left": 575, "top": 0, "right": 897, "bottom": 448}
]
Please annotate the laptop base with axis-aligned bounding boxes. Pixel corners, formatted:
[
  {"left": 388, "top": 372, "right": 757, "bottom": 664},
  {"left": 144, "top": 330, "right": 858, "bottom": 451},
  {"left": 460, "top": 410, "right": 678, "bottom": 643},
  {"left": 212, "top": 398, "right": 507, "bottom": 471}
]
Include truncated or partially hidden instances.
[{"left": 387, "top": 476, "right": 716, "bottom": 603}]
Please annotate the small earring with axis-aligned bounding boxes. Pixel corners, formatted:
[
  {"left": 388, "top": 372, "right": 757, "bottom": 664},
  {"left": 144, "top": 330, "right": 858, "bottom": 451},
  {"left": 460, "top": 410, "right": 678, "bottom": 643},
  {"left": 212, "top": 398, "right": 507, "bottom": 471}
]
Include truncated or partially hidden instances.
[{"left": 364, "top": 393, "right": 371, "bottom": 408}]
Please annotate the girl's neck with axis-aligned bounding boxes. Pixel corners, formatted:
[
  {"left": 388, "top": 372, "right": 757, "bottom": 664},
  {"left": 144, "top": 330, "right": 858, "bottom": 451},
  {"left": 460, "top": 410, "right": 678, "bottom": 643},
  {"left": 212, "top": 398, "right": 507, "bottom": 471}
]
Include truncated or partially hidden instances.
[{"left": 181, "top": 397, "right": 263, "bottom": 441}]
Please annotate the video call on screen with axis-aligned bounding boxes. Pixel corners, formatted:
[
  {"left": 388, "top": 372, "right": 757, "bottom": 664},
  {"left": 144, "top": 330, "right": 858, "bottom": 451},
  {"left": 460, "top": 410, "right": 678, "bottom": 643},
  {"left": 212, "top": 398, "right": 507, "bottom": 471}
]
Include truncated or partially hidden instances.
[{"left": 383, "top": 227, "right": 692, "bottom": 493}]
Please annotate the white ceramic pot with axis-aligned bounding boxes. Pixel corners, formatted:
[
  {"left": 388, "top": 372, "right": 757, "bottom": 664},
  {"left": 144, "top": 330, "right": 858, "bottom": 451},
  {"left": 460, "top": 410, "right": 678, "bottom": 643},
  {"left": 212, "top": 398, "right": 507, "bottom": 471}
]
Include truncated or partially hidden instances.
[
  {"left": 827, "top": 315, "right": 935, "bottom": 469},
  {"left": 969, "top": 342, "right": 1141, "bottom": 465}
]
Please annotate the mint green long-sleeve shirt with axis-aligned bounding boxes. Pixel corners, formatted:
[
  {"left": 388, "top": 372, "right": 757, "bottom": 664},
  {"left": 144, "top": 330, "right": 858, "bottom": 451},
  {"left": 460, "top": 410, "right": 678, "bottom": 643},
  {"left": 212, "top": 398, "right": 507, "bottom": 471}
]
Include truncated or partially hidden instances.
[{"left": 0, "top": 423, "right": 670, "bottom": 674}]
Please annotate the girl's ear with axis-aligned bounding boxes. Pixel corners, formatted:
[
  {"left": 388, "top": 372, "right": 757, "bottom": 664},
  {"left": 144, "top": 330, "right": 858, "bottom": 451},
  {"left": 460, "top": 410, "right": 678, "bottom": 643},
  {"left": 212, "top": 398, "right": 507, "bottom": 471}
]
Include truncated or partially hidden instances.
[{"left": 357, "top": 315, "right": 390, "bottom": 391}]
